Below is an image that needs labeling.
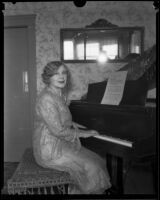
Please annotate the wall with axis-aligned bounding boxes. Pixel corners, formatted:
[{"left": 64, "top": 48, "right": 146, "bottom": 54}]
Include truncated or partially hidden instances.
[{"left": 3, "top": 1, "right": 156, "bottom": 99}]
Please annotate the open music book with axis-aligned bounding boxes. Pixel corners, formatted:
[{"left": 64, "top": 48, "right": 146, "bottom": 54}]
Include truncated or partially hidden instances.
[{"left": 101, "top": 71, "right": 128, "bottom": 105}]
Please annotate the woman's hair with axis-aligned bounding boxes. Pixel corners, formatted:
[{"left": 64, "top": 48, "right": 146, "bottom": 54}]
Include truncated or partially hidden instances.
[{"left": 41, "top": 61, "right": 72, "bottom": 93}]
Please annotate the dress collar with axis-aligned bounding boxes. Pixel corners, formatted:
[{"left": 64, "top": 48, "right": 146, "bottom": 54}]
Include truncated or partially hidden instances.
[{"left": 47, "top": 86, "right": 62, "bottom": 97}]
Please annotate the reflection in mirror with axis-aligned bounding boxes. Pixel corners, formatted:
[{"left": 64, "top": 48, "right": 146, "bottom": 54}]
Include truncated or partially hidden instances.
[
  {"left": 60, "top": 20, "right": 144, "bottom": 63},
  {"left": 64, "top": 41, "right": 74, "bottom": 60}
]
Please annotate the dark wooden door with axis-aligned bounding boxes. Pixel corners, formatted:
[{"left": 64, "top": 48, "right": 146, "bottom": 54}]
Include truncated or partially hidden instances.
[{"left": 4, "top": 15, "right": 36, "bottom": 161}]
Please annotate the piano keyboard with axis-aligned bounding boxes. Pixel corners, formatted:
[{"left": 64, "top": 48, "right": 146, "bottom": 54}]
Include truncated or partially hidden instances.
[{"left": 93, "top": 135, "right": 133, "bottom": 148}]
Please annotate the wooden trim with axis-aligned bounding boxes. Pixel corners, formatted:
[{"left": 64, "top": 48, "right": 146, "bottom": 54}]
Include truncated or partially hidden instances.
[
  {"left": 4, "top": 14, "right": 36, "bottom": 135},
  {"left": 141, "top": 27, "right": 145, "bottom": 53},
  {"left": 60, "top": 29, "right": 63, "bottom": 61},
  {"left": 60, "top": 27, "right": 145, "bottom": 31},
  {"left": 4, "top": 15, "right": 36, "bottom": 27}
]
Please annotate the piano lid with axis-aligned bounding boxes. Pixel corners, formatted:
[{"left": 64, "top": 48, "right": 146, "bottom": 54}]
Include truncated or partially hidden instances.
[
  {"left": 84, "top": 74, "right": 149, "bottom": 106},
  {"left": 119, "top": 44, "right": 156, "bottom": 81},
  {"left": 82, "top": 44, "right": 156, "bottom": 106}
]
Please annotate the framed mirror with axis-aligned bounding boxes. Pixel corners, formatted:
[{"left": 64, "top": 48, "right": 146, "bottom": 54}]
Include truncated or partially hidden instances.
[{"left": 60, "top": 19, "right": 144, "bottom": 63}]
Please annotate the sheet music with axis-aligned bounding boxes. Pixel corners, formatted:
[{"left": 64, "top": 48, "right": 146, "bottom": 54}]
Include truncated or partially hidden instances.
[
  {"left": 147, "top": 88, "right": 156, "bottom": 99},
  {"left": 101, "top": 71, "right": 128, "bottom": 105}
]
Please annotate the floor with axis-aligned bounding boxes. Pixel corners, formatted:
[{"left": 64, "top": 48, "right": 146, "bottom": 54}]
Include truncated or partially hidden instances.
[
  {"left": 124, "top": 161, "right": 156, "bottom": 194},
  {"left": 1, "top": 160, "right": 156, "bottom": 196}
]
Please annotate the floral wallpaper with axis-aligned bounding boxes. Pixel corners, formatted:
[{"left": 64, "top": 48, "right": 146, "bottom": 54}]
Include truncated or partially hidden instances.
[{"left": 3, "top": 1, "right": 156, "bottom": 100}]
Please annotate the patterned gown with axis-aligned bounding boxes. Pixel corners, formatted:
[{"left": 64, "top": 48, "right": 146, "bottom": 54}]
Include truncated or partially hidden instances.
[{"left": 33, "top": 87, "right": 111, "bottom": 194}]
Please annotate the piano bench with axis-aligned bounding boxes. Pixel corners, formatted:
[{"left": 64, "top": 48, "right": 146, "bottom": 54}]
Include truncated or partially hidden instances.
[{"left": 7, "top": 148, "right": 74, "bottom": 194}]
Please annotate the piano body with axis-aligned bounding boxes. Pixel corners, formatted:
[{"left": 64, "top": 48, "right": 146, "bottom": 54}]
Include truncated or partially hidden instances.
[
  {"left": 69, "top": 101, "right": 156, "bottom": 194},
  {"left": 69, "top": 45, "right": 156, "bottom": 194},
  {"left": 70, "top": 101, "right": 156, "bottom": 160}
]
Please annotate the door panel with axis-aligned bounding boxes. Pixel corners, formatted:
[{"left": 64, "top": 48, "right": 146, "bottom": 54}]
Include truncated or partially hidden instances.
[{"left": 4, "top": 27, "right": 32, "bottom": 161}]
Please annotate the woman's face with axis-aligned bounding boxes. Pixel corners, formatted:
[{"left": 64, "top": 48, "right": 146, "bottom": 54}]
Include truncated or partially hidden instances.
[{"left": 50, "top": 65, "right": 67, "bottom": 89}]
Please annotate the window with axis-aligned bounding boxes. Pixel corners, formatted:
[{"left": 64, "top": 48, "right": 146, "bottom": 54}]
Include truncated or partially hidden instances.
[
  {"left": 102, "top": 43, "right": 118, "bottom": 60},
  {"left": 63, "top": 40, "right": 74, "bottom": 60},
  {"left": 86, "top": 43, "right": 99, "bottom": 60}
]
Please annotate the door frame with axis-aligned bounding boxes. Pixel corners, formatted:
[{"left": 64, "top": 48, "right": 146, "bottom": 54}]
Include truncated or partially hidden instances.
[{"left": 4, "top": 14, "right": 36, "bottom": 137}]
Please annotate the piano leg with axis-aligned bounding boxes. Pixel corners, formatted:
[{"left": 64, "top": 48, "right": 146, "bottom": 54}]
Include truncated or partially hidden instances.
[
  {"left": 106, "top": 153, "right": 124, "bottom": 194},
  {"left": 152, "top": 159, "right": 157, "bottom": 193}
]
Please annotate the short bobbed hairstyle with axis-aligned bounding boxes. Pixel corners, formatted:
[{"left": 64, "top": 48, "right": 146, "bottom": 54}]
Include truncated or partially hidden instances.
[{"left": 41, "top": 61, "right": 72, "bottom": 93}]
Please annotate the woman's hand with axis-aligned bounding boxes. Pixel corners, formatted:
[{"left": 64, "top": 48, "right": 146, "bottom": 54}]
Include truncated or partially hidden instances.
[
  {"left": 79, "top": 130, "right": 99, "bottom": 138},
  {"left": 72, "top": 122, "right": 99, "bottom": 138}
]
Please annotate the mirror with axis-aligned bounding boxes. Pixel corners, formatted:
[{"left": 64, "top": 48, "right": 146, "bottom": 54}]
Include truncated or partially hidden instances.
[{"left": 60, "top": 19, "right": 144, "bottom": 63}]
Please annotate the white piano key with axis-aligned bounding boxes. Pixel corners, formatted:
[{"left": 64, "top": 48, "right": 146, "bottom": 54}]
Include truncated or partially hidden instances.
[{"left": 93, "top": 135, "right": 133, "bottom": 148}]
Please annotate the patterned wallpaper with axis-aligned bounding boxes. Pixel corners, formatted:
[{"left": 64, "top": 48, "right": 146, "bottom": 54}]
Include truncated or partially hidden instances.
[{"left": 3, "top": 2, "right": 156, "bottom": 100}]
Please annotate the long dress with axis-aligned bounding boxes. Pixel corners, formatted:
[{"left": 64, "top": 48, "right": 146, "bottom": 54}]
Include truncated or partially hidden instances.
[{"left": 33, "top": 87, "right": 111, "bottom": 194}]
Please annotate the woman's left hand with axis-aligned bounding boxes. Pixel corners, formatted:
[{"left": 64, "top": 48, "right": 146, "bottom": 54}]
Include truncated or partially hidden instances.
[
  {"left": 89, "top": 130, "right": 99, "bottom": 136},
  {"left": 79, "top": 130, "right": 99, "bottom": 138}
]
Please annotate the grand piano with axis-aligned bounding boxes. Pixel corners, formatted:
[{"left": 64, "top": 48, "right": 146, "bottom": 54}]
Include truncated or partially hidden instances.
[{"left": 69, "top": 45, "right": 156, "bottom": 194}]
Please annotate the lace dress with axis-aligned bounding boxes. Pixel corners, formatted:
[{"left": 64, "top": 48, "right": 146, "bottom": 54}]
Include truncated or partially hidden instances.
[{"left": 33, "top": 87, "right": 111, "bottom": 194}]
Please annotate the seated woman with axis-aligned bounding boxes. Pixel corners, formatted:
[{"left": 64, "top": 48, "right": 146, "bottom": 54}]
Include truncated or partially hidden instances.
[{"left": 32, "top": 61, "right": 111, "bottom": 194}]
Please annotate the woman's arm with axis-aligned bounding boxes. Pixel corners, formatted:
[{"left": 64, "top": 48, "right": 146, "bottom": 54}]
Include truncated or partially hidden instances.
[
  {"left": 72, "top": 122, "right": 99, "bottom": 138},
  {"left": 39, "top": 94, "right": 99, "bottom": 140},
  {"left": 39, "top": 94, "right": 76, "bottom": 139}
]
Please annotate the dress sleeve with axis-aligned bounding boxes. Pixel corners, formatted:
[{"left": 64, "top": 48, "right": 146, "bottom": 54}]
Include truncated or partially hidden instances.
[{"left": 39, "top": 94, "right": 76, "bottom": 139}]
